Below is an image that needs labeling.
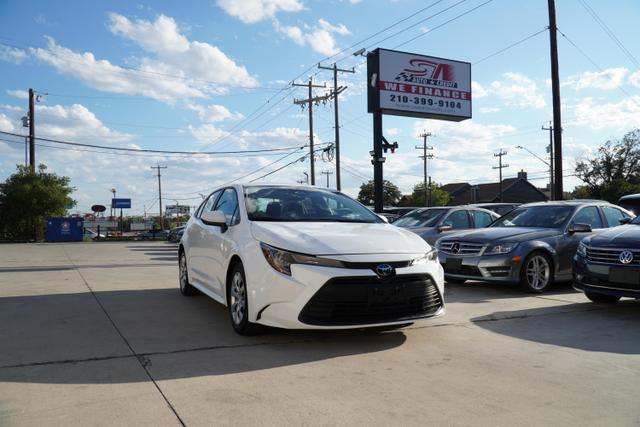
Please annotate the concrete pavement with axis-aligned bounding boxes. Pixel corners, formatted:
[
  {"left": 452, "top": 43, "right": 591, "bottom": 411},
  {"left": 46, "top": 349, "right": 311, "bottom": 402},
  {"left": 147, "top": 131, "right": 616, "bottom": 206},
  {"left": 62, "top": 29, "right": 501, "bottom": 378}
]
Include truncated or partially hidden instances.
[{"left": 0, "top": 242, "right": 638, "bottom": 426}]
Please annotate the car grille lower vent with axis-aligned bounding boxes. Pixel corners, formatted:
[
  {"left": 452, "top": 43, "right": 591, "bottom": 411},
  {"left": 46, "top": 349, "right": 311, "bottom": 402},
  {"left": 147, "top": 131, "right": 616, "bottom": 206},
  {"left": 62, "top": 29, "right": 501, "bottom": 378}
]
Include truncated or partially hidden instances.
[{"left": 299, "top": 274, "right": 443, "bottom": 326}]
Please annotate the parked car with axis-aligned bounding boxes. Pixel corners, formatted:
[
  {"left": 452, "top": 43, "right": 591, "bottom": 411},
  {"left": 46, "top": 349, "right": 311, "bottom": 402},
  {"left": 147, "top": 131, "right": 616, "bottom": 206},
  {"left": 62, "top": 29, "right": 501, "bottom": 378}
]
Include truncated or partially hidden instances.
[
  {"left": 618, "top": 193, "right": 640, "bottom": 216},
  {"left": 393, "top": 206, "right": 500, "bottom": 245},
  {"left": 468, "top": 203, "right": 520, "bottom": 216},
  {"left": 384, "top": 207, "right": 421, "bottom": 218},
  {"left": 83, "top": 228, "right": 105, "bottom": 240},
  {"left": 573, "top": 214, "right": 640, "bottom": 303},
  {"left": 135, "top": 230, "right": 169, "bottom": 240},
  {"left": 179, "top": 185, "right": 445, "bottom": 335},
  {"left": 167, "top": 226, "right": 185, "bottom": 243},
  {"left": 435, "top": 201, "right": 633, "bottom": 293}
]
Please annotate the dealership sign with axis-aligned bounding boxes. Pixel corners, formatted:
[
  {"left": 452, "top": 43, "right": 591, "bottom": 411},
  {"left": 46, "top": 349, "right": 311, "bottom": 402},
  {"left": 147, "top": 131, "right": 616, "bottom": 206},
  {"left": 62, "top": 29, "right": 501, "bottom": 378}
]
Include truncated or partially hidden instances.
[{"left": 368, "top": 48, "right": 471, "bottom": 121}]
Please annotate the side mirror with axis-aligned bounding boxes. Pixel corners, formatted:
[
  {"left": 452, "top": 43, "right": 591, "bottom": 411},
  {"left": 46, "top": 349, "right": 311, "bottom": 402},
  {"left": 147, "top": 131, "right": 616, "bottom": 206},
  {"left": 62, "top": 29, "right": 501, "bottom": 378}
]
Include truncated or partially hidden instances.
[
  {"left": 568, "top": 222, "right": 592, "bottom": 233},
  {"left": 201, "top": 210, "right": 228, "bottom": 231},
  {"left": 619, "top": 217, "right": 632, "bottom": 225},
  {"left": 438, "top": 224, "right": 452, "bottom": 232}
]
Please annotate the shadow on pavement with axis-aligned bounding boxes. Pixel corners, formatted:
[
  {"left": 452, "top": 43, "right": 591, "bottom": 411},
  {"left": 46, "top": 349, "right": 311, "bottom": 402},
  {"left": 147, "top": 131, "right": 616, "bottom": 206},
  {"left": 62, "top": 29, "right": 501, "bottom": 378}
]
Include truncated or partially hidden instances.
[
  {"left": 445, "top": 280, "right": 576, "bottom": 304},
  {"left": 0, "top": 288, "right": 407, "bottom": 383},
  {"left": 471, "top": 300, "right": 640, "bottom": 354}
]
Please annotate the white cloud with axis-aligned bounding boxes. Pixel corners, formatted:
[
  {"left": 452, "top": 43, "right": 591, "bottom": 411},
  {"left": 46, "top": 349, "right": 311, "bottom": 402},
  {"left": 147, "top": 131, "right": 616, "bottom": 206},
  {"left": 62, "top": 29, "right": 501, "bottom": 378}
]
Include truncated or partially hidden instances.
[
  {"left": 217, "top": 0, "right": 303, "bottom": 24},
  {"left": 6, "top": 90, "right": 29, "bottom": 100},
  {"left": 563, "top": 67, "right": 628, "bottom": 91},
  {"left": 386, "top": 128, "right": 400, "bottom": 136},
  {"left": 472, "top": 81, "right": 487, "bottom": 98},
  {"left": 479, "top": 107, "right": 500, "bottom": 113},
  {"left": 187, "top": 103, "right": 244, "bottom": 123},
  {"left": 569, "top": 96, "right": 640, "bottom": 130},
  {"left": 0, "top": 113, "right": 16, "bottom": 132},
  {"left": 628, "top": 70, "right": 640, "bottom": 88},
  {"left": 489, "top": 72, "right": 546, "bottom": 109},
  {"left": 31, "top": 14, "right": 258, "bottom": 103},
  {"left": 275, "top": 18, "right": 351, "bottom": 56},
  {"left": 34, "top": 103, "right": 134, "bottom": 143},
  {"left": 0, "top": 45, "right": 27, "bottom": 64}
]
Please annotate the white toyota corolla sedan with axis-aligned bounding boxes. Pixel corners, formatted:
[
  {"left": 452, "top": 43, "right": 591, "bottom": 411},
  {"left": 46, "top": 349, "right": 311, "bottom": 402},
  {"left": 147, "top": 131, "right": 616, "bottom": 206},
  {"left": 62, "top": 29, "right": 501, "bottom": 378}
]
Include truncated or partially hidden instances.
[{"left": 179, "top": 184, "right": 445, "bottom": 334}]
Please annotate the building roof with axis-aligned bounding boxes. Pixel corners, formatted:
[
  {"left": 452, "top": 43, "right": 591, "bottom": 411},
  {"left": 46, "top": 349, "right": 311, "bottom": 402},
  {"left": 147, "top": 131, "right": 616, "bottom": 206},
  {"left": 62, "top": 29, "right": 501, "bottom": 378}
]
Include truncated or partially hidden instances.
[{"left": 445, "top": 178, "right": 548, "bottom": 205}]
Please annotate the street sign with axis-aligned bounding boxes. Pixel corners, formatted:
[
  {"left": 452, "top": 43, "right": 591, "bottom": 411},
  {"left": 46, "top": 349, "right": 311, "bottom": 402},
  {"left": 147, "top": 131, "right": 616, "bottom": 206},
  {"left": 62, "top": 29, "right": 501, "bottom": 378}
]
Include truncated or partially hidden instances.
[
  {"left": 368, "top": 48, "right": 471, "bottom": 121},
  {"left": 111, "top": 198, "right": 131, "bottom": 209}
]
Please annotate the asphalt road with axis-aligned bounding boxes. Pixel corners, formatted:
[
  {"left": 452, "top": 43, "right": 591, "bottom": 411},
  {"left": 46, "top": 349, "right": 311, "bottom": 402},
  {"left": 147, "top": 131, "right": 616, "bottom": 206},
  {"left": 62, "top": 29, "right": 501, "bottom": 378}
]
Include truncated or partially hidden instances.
[{"left": 0, "top": 242, "right": 638, "bottom": 426}]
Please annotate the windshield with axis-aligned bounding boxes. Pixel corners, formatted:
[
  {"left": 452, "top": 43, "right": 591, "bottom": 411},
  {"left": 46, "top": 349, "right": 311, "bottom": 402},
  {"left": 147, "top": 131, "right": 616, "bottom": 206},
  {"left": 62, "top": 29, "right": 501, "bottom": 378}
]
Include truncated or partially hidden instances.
[
  {"left": 491, "top": 205, "right": 575, "bottom": 228},
  {"left": 245, "top": 186, "right": 382, "bottom": 223},
  {"left": 393, "top": 208, "right": 446, "bottom": 227},
  {"left": 631, "top": 215, "right": 640, "bottom": 225}
]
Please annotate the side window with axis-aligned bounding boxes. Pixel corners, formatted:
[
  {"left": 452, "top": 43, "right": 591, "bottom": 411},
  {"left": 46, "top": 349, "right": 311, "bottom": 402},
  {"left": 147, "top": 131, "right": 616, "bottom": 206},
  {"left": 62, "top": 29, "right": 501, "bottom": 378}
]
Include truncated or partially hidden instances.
[
  {"left": 472, "top": 210, "right": 494, "bottom": 228},
  {"left": 443, "top": 210, "right": 470, "bottom": 229},
  {"left": 214, "top": 189, "right": 240, "bottom": 226},
  {"left": 602, "top": 206, "right": 628, "bottom": 227},
  {"left": 199, "top": 190, "right": 222, "bottom": 217},
  {"left": 572, "top": 206, "right": 603, "bottom": 229}
]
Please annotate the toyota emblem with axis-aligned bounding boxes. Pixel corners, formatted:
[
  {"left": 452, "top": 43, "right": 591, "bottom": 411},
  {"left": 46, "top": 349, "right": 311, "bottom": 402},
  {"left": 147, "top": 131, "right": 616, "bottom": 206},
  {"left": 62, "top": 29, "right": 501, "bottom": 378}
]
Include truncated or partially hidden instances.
[
  {"left": 619, "top": 250, "right": 634, "bottom": 264},
  {"left": 451, "top": 242, "right": 461, "bottom": 254},
  {"left": 375, "top": 264, "right": 395, "bottom": 277}
]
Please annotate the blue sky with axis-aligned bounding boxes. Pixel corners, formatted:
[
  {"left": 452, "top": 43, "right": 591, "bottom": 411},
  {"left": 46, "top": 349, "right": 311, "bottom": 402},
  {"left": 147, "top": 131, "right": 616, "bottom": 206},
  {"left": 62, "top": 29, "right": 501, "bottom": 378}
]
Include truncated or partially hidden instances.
[{"left": 1, "top": 0, "right": 639, "bottom": 214}]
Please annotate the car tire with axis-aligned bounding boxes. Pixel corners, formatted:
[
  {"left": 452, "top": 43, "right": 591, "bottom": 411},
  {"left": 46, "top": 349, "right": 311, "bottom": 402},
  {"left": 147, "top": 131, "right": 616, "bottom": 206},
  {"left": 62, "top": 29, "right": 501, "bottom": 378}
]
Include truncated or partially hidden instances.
[
  {"left": 585, "top": 292, "right": 620, "bottom": 304},
  {"left": 445, "top": 277, "right": 466, "bottom": 284},
  {"left": 228, "top": 262, "right": 264, "bottom": 335},
  {"left": 520, "top": 251, "right": 554, "bottom": 293},
  {"left": 179, "top": 251, "right": 198, "bottom": 296}
]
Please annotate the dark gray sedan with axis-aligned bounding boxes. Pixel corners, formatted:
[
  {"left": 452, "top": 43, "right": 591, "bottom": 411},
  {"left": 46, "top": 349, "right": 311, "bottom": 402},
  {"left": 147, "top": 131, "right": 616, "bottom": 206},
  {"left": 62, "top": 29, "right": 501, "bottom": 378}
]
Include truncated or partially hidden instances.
[
  {"left": 393, "top": 206, "right": 499, "bottom": 245},
  {"left": 435, "top": 201, "right": 633, "bottom": 293}
]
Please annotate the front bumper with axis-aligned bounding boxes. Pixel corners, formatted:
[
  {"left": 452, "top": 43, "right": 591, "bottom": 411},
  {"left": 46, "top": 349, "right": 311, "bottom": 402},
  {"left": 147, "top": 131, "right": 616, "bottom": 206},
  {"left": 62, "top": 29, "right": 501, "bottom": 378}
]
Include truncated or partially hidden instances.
[
  {"left": 249, "top": 253, "right": 445, "bottom": 330},
  {"left": 573, "top": 256, "right": 640, "bottom": 299},
  {"left": 437, "top": 251, "right": 522, "bottom": 283}
]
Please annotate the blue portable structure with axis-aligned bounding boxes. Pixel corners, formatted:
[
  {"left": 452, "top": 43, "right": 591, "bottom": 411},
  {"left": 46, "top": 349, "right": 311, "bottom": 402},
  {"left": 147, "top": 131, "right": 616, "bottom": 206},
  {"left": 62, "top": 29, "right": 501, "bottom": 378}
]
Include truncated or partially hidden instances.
[{"left": 45, "top": 217, "right": 84, "bottom": 242}]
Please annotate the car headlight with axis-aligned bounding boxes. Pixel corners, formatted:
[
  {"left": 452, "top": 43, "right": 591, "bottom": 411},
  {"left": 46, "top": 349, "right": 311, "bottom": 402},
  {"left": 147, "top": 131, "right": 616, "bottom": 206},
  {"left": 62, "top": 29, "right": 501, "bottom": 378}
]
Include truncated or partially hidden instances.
[
  {"left": 576, "top": 241, "right": 587, "bottom": 257},
  {"left": 486, "top": 242, "right": 519, "bottom": 254},
  {"left": 410, "top": 248, "right": 438, "bottom": 265},
  {"left": 260, "top": 242, "right": 345, "bottom": 275}
]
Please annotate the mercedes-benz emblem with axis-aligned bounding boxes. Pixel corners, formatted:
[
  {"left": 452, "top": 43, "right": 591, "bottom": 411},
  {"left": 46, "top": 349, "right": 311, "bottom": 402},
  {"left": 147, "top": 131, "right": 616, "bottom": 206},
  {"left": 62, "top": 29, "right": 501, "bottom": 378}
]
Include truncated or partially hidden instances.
[
  {"left": 451, "top": 242, "right": 461, "bottom": 254},
  {"left": 375, "top": 264, "right": 394, "bottom": 277},
  {"left": 619, "top": 250, "right": 634, "bottom": 264}
]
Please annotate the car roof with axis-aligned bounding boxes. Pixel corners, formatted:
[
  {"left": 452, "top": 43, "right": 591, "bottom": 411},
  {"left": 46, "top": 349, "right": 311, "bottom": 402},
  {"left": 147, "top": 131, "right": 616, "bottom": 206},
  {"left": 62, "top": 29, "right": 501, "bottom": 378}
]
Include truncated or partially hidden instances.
[
  {"left": 619, "top": 193, "right": 640, "bottom": 201},
  {"left": 519, "top": 200, "right": 611, "bottom": 207}
]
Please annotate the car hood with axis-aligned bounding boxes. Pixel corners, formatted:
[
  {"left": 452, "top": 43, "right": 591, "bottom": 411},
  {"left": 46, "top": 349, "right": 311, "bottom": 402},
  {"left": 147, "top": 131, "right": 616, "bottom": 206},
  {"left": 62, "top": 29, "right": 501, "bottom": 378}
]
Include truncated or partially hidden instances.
[
  {"left": 402, "top": 226, "right": 437, "bottom": 235},
  {"left": 250, "top": 221, "right": 430, "bottom": 255},
  {"left": 586, "top": 224, "right": 640, "bottom": 247},
  {"left": 439, "top": 227, "right": 560, "bottom": 243}
]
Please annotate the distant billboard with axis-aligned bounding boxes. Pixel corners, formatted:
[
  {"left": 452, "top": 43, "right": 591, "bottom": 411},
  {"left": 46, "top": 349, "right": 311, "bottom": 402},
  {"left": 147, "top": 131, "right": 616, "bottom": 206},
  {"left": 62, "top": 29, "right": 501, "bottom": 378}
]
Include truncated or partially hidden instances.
[
  {"left": 111, "top": 198, "right": 131, "bottom": 209},
  {"left": 368, "top": 48, "right": 471, "bottom": 121}
]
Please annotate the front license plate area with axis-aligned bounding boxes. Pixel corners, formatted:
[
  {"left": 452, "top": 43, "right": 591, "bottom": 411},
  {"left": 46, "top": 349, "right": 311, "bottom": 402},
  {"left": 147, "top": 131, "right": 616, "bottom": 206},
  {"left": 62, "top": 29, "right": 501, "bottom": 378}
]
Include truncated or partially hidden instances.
[
  {"left": 445, "top": 257, "right": 463, "bottom": 273},
  {"left": 368, "top": 285, "right": 406, "bottom": 306},
  {"left": 609, "top": 268, "right": 640, "bottom": 285}
]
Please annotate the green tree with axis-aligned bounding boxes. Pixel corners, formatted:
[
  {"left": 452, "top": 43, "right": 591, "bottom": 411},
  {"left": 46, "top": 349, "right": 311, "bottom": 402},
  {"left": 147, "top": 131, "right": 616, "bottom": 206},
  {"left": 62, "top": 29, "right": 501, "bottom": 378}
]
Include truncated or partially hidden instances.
[
  {"left": 400, "top": 182, "right": 450, "bottom": 207},
  {"left": 575, "top": 129, "right": 640, "bottom": 202},
  {"left": 357, "top": 180, "right": 402, "bottom": 206},
  {"left": 0, "top": 164, "right": 76, "bottom": 240}
]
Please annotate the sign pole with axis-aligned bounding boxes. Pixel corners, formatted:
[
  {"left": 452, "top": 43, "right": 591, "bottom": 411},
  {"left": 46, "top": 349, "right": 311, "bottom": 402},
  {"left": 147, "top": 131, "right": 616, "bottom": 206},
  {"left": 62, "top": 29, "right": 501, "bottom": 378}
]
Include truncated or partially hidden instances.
[{"left": 373, "top": 111, "right": 384, "bottom": 213}]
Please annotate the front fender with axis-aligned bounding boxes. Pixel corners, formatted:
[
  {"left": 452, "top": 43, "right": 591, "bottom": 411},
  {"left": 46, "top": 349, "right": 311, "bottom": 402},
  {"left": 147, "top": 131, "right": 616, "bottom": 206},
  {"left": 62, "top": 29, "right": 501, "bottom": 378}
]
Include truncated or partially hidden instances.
[{"left": 520, "top": 240, "right": 560, "bottom": 276}]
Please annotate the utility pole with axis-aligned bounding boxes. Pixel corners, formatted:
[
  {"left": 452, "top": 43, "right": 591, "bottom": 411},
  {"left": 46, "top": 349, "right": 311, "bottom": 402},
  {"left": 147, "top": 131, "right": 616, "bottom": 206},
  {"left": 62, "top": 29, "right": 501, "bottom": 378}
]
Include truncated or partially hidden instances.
[
  {"left": 493, "top": 150, "right": 509, "bottom": 202},
  {"left": 293, "top": 78, "right": 328, "bottom": 186},
  {"left": 318, "top": 63, "right": 354, "bottom": 191},
  {"left": 151, "top": 163, "right": 167, "bottom": 230},
  {"left": 303, "top": 171, "right": 309, "bottom": 185},
  {"left": 416, "top": 131, "right": 434, "bottom": 206},
  {"left": 28, "top": 88, "right": 35, "bottom": 172},
  {"left": 542, "top": 123, "right": 554, "bottom": 200},
  {"left": 548, "top": 0, "right": 563, "bottom": 199},
  {"left": 321, "top": 170, "right": 333, "bottom": 188}
]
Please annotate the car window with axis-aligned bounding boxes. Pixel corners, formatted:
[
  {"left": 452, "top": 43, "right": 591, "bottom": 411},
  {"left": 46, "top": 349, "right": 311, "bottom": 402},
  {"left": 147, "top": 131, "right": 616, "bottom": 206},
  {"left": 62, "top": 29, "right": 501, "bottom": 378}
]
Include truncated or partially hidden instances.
[
  {"left": 602, "top": 206, "right": 629, "bottom": 227},
  {"left": 443, "top": 210, "right": 470, "bottom": 229},
  {"left": 200, "top": 190, "right": 222, "bottom": 217},
  {"left": 393, "top": 208, "right": 446, "bottom": 227},
  {"left": 214, "top": 188, "right": 240, "bottom": 226},
  {"left": 572, "top": 206, "right": 603, "bottom": 229},
  {"left": 471, "top": 210, "right": 494, "bottom": 228}
]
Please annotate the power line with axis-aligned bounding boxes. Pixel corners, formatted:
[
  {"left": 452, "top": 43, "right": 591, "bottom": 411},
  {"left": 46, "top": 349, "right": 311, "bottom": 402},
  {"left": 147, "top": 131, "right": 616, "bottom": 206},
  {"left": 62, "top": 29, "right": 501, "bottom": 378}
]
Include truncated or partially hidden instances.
[{"left": 474, "top": 27, "right": 548, "bottom": 65}]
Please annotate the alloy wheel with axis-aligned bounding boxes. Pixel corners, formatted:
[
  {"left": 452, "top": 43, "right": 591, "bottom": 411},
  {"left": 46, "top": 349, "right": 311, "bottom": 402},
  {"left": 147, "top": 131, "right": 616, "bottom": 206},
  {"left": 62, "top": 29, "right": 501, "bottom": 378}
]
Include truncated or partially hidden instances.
[
  {"left": 230, "top": 271, "right": 247, "bottom": 325},
  {"left": 525, "top": 255, "right": 550, "bottom": 290}
]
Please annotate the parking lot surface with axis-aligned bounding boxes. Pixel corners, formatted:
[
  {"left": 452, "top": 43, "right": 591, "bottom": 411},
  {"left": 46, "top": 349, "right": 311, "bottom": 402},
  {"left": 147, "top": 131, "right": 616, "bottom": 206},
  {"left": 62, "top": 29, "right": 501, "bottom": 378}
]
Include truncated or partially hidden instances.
[{"left": 1, "top": 242, "right": 639, "bottom": 426}]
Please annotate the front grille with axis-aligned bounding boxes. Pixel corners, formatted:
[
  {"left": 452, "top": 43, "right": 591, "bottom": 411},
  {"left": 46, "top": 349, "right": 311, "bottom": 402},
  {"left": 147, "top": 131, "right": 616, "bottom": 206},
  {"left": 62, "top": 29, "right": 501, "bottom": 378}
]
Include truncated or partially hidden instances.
[
  {"left": 299, "top": 274, "right": 443, "bottom": 326},
  {"left": 586, "top": 247, "right": 640, "bottom": 266},
  {"left": 439, "top": 241, "right": 485, "bottom": 256}
]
